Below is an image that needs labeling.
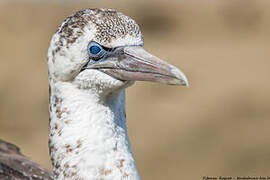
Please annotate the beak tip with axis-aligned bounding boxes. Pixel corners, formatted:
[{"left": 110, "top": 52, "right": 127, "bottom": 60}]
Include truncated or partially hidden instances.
[{"left": 171, "top": 66, "right": 189, "bottom": 86}]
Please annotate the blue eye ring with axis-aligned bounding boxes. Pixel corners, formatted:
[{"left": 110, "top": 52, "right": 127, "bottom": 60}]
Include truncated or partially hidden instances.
[{"left": 87, "top": 42, "right": 105, "bottom": 60}]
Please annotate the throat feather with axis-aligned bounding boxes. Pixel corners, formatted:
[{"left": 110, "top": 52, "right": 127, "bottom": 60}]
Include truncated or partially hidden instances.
[{"left": 48, "top": 82, "right": 140, "bottom": 180}]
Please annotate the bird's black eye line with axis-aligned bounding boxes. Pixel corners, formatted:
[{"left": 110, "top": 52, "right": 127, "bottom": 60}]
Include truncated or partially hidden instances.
[{"left": 102, "top": 46, "right": 113, "bottom": 52}]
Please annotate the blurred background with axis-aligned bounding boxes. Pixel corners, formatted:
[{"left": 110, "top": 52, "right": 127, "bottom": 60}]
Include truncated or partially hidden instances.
[{"left": 0, "top": 0, "right": 270, "bottom": 179}]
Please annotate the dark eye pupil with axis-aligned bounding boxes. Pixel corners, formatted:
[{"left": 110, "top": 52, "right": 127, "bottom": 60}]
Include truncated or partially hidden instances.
[{"left": 90, "top": 46, "right": 101, "bottom": 55}]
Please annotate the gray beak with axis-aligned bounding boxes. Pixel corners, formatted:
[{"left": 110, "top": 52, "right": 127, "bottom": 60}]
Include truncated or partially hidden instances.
[{"left": 86, "top": 46, "right": 188, "bottom": 86}]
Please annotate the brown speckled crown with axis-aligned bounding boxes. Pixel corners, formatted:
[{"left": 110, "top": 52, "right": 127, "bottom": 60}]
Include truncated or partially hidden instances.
[{"left": 54, "top": 8, "right": 142, "bottom": 51}]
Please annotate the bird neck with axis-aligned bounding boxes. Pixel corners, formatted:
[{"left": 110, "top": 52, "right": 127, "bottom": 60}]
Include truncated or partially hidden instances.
[{"left": 49, "top": 81, "right": 140, "bottom": 180}]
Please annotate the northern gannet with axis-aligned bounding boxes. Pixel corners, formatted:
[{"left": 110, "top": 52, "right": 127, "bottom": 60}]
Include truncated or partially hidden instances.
[{"left": 0, "top": 8, "right": 188, "bottom": 180}]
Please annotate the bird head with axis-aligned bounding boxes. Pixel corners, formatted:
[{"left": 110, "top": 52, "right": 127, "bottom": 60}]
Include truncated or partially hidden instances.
[{"left": 48, "top": 8, "right": 188, "bottom": 93}]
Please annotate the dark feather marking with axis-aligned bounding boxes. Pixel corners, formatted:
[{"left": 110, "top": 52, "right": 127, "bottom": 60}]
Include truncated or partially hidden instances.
[{"left": 50, "top": 8, "right": 142, "bottom": 59}]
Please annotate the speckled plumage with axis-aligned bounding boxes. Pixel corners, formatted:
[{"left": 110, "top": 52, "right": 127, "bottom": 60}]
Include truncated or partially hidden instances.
[
  {"left": 48, "top": 8, "right": 143, "bottom": 180},
  {"left": 48, "top": 8, "right": 143, "bottom": 82},
  {"left": 51, "top": 8, "right": 142, "bottom": 57}
]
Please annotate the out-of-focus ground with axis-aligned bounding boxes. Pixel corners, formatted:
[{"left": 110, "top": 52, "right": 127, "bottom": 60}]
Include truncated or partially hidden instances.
[{"left": 0, "top": 0, "right": 270, "bottom": 179}]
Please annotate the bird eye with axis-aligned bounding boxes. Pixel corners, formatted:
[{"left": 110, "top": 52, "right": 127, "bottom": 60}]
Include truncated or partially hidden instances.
[
  {"left": 90, "top": 45, "right": 101, "bottom": 55},
  {"left": 87, "top": 42, "right": 106, "bottom": 60}
]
